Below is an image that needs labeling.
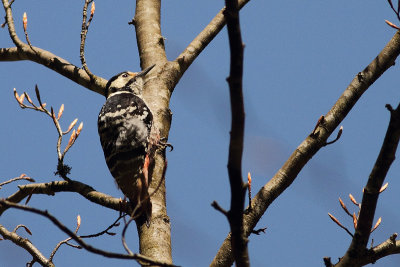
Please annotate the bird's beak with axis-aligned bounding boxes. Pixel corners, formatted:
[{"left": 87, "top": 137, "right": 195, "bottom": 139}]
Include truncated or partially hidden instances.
[{"left": 136, "top": 64, "right": 156, "bottom": 78}]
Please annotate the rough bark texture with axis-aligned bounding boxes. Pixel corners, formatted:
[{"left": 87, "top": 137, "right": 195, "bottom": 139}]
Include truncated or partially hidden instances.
[{"left": 134, "top": 0, "right": 172, "bottom": 264}]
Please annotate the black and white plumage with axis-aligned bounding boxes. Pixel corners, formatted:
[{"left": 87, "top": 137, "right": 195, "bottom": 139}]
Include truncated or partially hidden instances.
[{"left": 97, "top": 65, "right": 155, "bottom": 225}]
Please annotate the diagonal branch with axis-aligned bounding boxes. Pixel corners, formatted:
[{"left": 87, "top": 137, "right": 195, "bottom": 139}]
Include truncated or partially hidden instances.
[
  {"left": 0, "top": 179, "right": 130, "bottom": 216},
  {"left": 0, "top": 200, "right": 178, "bottom": 267},
  {"left": 0, "top": 46, "right": 106, "bottom": 95},
  {"left": 211, "top": 30, "right": 400, "bottom": 267},
  {"left": 166, "top": 0, "right": 250, "bottom": 91},
  {"left": 0, "top": 224, "right": 55, "bottom": 267},
  {"left": 336, "top": 103, "right": 400, "bottom": 266}
]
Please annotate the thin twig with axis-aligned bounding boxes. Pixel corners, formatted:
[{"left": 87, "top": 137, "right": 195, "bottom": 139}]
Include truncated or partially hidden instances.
[
  {"left": 121, "top": 217, "right": 135, "bottom": 255},
  {"left": 0, "top": 174, "right": 35, "bottom": 189},
  {"left": 13, "top": 87, "right": 82, "bottom": 179},
  {"left": 324, "top": 126, "right": 343, "bottom": 146},
  {"left": 49, "top": 215, "right": 82, "bottom": 261},
  {"left": 12, "top": 224, "right": 32, "bottom": 235},
  {"left": 211, "top": 201, "right": 228, "bottom": 217},
  {"left": 328, "top": 213, "right": 354, "bottom": 237},
  {"left": 22, "top": 12, "right": 41, "bottom": 61},
  {"left": 251, "top": 227, "right": 267, "bottom": 235},
  {"left": 49, "top": 236, "right": 76, "bottom": 261},
  {"left": 387, "top": 0, "right": 400, "bottom": 21},
  {"left": 80, "top": 214, "right": 126, "bottom": 238},
  {"left": 80, "top": 0, "right": 96, "bottom": 81},
  {"left": 247, "top": 172, "right": 252, "bottom": 211}
]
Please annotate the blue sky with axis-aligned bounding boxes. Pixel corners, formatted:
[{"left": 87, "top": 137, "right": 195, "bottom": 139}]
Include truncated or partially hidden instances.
[{"left": 1, "top": 1, "right": 400, "bottom": 266}]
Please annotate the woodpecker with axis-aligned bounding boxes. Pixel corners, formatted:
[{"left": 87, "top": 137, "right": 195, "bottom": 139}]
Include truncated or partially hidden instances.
[{"left": 98, "top": 64, "right": 156, "bottom": 226}]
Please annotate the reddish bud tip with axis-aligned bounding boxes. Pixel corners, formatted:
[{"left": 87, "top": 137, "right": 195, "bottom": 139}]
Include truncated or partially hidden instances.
[
  {"left": 371, "top": 217, "right": 381, "bottom": 233},
  {"left": 90, "top": 2, "right": 95, "bottom": 16},
  {"left": 379, "top": 182, "right": 388, "bottom": 193},
  {"left": 77, "top": 122, "right": 83, "bottom": 135},
  {"left": 57, "top": 104, "right": 64, "bottom": 120},
  {"left": 23, "top": 12, "right": 27, "bottom": 31},
  {"left": 385, "top": 20, "right": 400, "bottom": 30},
  {"left": 67, "top": 118, "right": 78, "bottom": 132}
]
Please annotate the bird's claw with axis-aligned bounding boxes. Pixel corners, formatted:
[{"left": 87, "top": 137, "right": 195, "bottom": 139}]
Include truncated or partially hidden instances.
[{"left": 158, "top": 137, "right": 173, "bottom": 152}]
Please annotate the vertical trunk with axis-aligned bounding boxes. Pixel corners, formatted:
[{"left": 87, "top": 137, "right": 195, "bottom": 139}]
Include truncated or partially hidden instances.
[{"left": 134, "top": 0, "right": 172, "bottom": 264}]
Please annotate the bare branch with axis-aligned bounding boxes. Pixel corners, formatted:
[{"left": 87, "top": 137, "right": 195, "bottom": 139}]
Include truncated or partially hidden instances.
[
  {"left": 168, "top": 0, "right": 251, "bottom": 90},
  {"left": 13, "top": 224, "right": 32, "bottom": 235},
  {"left": 211, "top": 30, "right": 400, "bottom": 267},
  {"left": 325, "top": 126, "right": 343, "bottom": 146},
  {"left": 0, "top": 200, "right": 179, "bottom": 267},
  {"left": 0, "top": 47, "right": 107, "bottom": 95},
  {"left": 251, "top": 227, "right": 267, "bottom": 235},
  {"left": 223, "top": 0, "right": 249, "bottom": 266},
  {"left": 211, "top": 201, "right": 228, "bottom": 217},
  {"left": 387, "top": 0, "right": 400, "bottom": 21},
  {"left": 0, "top": 224, "right": 54, "bottom": 267},
  {"left": 0, "top": 174, "right": 35, "bottom": 189},
  {"left": 49, "top": 236, "right": 78, "bottom": 262},
  {"left": 338, "top": 197, "right": 352, "bottom": 217},
  {"left": 81, "top": 215, "right": 124, "bottom": 239},
  {"left": 328, "top": 213, "right": 354, "bottom": 237},
  {"left": 1, "top": 0, "right": 25, "bottom": 48},
  {"left": 49, "top": 215, "right": 82, "bottom": 261},
  {"left": 80, "top": 0, "right": 96, "bottom": 80},
  {"left": 1, "top": 0, "right": 106, "bottom": 94},
  {"left": 336, "top": 103, "right": 400, "bottom": 266},
  {"left": 0, "top": 179, "right": 130, "bottom": 216},
  {"left": 13, "top": 87, "right": 82, "bottom": 179},
  {"left": 358, "top": 233, "right": 400, "bottom": 265}
]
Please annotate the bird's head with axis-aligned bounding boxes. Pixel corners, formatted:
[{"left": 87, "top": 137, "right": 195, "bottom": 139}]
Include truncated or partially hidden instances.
[{"left": 105, "top": 64, "right": 155, "bottom": 98}]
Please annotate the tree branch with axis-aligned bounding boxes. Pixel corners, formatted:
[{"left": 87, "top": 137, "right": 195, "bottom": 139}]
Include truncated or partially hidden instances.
[
  {"left": 223, "top": 0, "right": 248, "bottom": 266},
  {"left": 359, "top": 233, "right": 400, "bottom": 265},
  {"left": 336, "top": 103, "right": 400, "bottom": 266},
  {"left": 0, "top": 224, "right": 55, "bottom": 267},
  {"left": 1, "top": 0, "right": 106, "bottom": 95},
  {"left": 80, "top": 0, "right": 96, "bottom": 81},
  {"left": 0, "top": 179, "right": 130, "bottom": 216},
  {"left": 1, "top": 0, "right": 24, "bottom": 48},
  {"left": 211, "top": 30, "right": 400, "bottom": 267},
  {"left": 0, "top": 200, "right": 178, "bottom": 267},
  {"left": 167, "top": 0, "right": 250, "bottom": 91}
]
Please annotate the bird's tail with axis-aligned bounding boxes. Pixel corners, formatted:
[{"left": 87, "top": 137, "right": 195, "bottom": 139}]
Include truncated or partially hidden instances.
[{"left": 129, "top": 192, "right": 152, "bottom": 227}]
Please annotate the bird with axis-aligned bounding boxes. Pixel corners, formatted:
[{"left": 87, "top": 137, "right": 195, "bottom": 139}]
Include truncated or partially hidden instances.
[{"left": 97, "top": 64, "right": 156, "bottom": 226}]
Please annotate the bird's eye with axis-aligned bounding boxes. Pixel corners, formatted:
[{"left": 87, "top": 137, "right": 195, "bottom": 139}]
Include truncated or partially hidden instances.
[{"left": 122, "top": 73, "right": 129, "bottom": 78}]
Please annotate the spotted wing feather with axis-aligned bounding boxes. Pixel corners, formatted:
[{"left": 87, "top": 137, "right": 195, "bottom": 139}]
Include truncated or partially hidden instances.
[{"left": 98, "top": 92, "right": 153, "bottom": 221}]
